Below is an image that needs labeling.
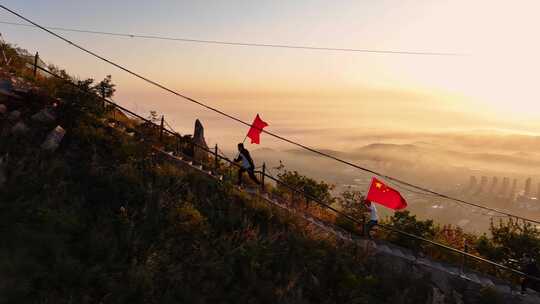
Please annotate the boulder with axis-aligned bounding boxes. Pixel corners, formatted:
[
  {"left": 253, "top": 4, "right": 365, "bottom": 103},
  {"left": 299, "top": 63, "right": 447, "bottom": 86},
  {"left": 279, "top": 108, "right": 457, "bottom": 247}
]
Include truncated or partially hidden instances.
[
  {"left": 41, "top": 125, "right": 66, "bottom": 152},
  {"left": 192, "top": 119, "right": 208, "bottom": 163},
  {"left": 7, "top": 110, "right": 21, "bottom": 121},
  {"left": 11, "top": 121, "right": 29, "bottom": 136},
  {"left": 31, "top": 108, "right": 56, "bottom": 124}
]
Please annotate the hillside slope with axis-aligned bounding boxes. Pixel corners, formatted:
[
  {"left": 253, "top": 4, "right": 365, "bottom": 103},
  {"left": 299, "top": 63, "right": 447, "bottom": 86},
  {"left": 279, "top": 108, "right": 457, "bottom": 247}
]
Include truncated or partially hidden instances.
[
  {"left": 0, "top": 68, "right": 433, "bottom": 304},
  {"left": 1, "top": 43, "right": 536, "bottom": 304}
]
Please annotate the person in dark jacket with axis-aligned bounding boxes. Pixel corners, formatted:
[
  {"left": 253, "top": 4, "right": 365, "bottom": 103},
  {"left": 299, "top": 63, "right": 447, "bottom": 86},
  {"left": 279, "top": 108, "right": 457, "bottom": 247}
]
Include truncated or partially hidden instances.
[{"left": 234, "top": 143, "right": 260, "bottom": 186}]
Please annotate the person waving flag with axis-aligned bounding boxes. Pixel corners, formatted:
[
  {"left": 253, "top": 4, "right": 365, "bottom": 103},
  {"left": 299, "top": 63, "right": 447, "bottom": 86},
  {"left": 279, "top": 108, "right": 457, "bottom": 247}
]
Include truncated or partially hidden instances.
[{"left": 246, "top": 114, "right": 268, "bottom": 144}]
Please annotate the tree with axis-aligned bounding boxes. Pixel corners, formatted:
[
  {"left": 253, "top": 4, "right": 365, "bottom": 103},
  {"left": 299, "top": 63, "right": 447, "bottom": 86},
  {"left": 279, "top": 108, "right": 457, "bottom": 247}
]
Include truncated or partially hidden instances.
[
  {"left": 276, "top": 169, "right": 335, "bottom": 208},
  {"left": 476, "top": 218, "right": 540, "bottom": 265},
  {"left": 387, "top": 211, "right": 435, "bottom": 251},
  {"left": 93, "top": 74, "right": 116, "bottom": 98},
  {"left": 337, "top": 189, "right": 366, "bottom": 217},
  {"left": 335, "top": 189, "right": 368, "bottom": 233}
]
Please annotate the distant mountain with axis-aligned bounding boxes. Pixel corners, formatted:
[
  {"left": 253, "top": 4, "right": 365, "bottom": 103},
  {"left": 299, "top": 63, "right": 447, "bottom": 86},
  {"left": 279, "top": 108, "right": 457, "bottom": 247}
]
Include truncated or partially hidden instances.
[
  {"left": 282, "top": 142, "right": 540, "bottom": 169},
  {"left": 355, "top": 143, "right": 420, "bottom": 152},
  {"left": 349, "top": 142, "right": 540, "bottom": 170},
  {"left": 283, "top": 148, "right": 348, "bottom": 158},
  {"left": 252, "top": 147, "right": 277, "bottom": 153}
]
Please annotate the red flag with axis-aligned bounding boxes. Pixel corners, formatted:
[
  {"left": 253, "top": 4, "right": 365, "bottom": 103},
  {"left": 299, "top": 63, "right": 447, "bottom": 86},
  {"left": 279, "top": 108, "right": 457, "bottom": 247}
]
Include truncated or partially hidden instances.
[
  {"left": 247, "top": 114, "right": 268, "bottom": 144},
  {"left": 366, "top": 177, "right": 407, "bottom": 210}
]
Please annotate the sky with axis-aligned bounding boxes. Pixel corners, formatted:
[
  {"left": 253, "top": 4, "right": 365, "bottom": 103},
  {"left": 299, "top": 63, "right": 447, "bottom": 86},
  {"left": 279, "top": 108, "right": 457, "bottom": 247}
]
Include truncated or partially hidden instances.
[{"left": 2, "top": 0, "right": 540, "bottom": 150}]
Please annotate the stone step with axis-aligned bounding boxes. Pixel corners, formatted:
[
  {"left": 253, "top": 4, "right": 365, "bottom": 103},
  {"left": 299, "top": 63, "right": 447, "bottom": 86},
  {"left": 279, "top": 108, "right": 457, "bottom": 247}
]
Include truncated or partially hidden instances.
[
  {"left": 445, "top": 266, "right": 460, "bottom": 276},
  {"left": 402, "top": 251, "right": 416, "bottom": 262},
  {"left": 461, "top": 272, "right": 480, "bottom": 284},
  {"left": 478, "top": 276, "right": 495, "bottom": 287},
  {"left": 430, "top": 261, "right": 447, "bottom": 272}
]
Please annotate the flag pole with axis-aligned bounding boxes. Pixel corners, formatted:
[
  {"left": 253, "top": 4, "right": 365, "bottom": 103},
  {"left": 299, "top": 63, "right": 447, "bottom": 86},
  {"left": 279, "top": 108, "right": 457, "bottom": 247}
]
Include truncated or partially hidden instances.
[
  {"left": 232, "top": 134, "right": 250, "bottom": 185},
  {"left": 365, "top": 177, "right": 374, "bottom": 202},
  {"left": 234, "top": 134, "right": 249, "bottom": 160},
  {"left": 238, "top": 117, "right": 253, "bottom": 154},
  {"left": 236, "top": 113, "right": 262, "bottom": 158}
]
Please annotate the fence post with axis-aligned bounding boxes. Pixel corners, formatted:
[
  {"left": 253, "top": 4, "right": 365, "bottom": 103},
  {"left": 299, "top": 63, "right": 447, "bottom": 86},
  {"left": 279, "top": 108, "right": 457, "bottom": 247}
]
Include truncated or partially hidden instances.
[
  {"left": 261, "top": 162, "right": 266, "bottom": 191},
  {"left": 159, "top": 115, "right": 164, "bottom": 142},
  {"left": 461, "top": 240, "right": 468, "bottom": 275},
  {"left": 33, "top": 52, "right": 39, "bottom": 78},
  {"left": 214, "top": 144, "right": 219, "bottom": 173},
  {"left": 463, "top": 240, "right": 468, "bottom": 269},
  {"left": 361, "top": 215, "right": 366, "bottom": 236},
  {"left": 176, "top": 137, "right": 180, "bottom": 156}
]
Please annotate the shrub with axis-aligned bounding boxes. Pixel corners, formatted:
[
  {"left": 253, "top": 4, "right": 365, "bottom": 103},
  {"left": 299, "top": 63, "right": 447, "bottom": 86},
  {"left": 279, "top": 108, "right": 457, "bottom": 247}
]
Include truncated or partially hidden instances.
[
  {"left": 276, "top": 170, "right": 335, "bottom": 208},
  {"left": 386, "top": 211, "right": 435, "bottom": 251},
  {"left": 475, "top": 218, "right": 540, "bottom": 266},
  {"left": 168, "top": 204, "right": 207, "bottom": 235},
  {"left": 335, "top": 190, "right": 367, "bottom": 233}
]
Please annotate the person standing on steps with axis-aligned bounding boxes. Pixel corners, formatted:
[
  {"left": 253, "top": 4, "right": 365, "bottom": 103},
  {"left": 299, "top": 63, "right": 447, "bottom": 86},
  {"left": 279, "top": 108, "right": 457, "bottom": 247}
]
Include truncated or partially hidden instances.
[
  {"left": 234, "top": 143, "right": 260, "bottom": 186},
  {"left": 364, "top": 200, "right": 378, "bottom": 239}
]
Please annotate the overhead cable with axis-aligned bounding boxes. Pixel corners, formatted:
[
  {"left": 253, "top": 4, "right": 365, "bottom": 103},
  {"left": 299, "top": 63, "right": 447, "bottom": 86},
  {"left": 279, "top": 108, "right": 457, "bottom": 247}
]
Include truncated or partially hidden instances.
[{"left": 0, "top": 20, "right": 464, "bottom": 56}]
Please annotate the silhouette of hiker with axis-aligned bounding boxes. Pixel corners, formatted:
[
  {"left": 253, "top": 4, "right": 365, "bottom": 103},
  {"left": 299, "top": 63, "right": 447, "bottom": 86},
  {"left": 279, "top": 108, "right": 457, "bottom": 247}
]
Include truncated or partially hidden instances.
[{"left": 234, "top": 143, "right": 260, "bottom": 186}]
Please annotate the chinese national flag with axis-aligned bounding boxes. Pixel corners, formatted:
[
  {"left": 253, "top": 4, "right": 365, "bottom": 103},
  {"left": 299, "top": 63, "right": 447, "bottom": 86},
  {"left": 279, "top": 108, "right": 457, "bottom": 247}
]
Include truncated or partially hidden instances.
[
  {"left": 366, "top": 177, "right": 408, "bottom": 210},
  {"left": 246, "top": 114, "right": 268, "bottom": 144}
]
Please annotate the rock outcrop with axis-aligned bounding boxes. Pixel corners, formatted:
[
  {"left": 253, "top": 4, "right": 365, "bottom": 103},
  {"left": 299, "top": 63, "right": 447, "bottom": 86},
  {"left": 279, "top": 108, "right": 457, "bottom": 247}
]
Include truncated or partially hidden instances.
[{"left": 192, "top": 119, "right": 208, "bottom": 163}]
